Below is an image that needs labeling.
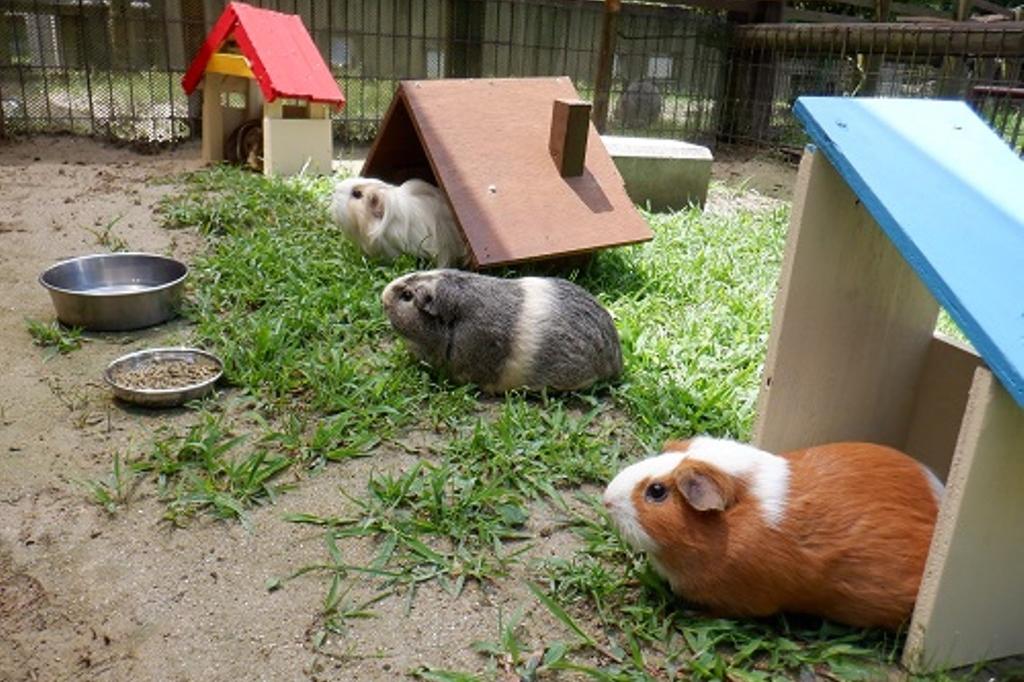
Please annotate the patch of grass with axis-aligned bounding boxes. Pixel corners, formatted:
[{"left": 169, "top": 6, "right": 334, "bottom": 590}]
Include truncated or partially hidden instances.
[
  {"left": 588, "top": 204, "right": 789, "bottom": 446},
  {"left": 157, "top": 166, "right": 958, "bottom": 679},
  {"left": 267, "top": 530, "right": 394, "bottom": 647},
  {"left": 288, "top": 458, "right": 532, "bottom": 597},
  {"left": 442, "top": 397, "right": 630, "bottom": 499},
  {"left": 87, "top": 214, "right": 129, "bottom": 251},
  {"left": 127, "top": 411, "right": 292, "bottom": 529},
  {"left": 81, "top": 452, "right": 138, "bottom": 514},
  {"left": 26, "top": 319, "right": 85, "bottom": 355}
]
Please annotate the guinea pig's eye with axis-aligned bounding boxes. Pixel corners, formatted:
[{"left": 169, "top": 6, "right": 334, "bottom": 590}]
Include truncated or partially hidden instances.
[
  {"left": 645, "top": 482, "right": 669, "bottom": 503},
  {"left": 351, "top": 188, "right": 363, "bottom": 199},
  {"left": 399, "top": 289, "right": 414, "bottom": 302}
]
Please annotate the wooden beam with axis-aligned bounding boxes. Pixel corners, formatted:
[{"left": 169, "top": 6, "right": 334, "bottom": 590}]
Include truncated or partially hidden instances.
[
  {"left": 894, "top": 15, "right": 955, "bottom": 21},
  {"left": 971, "top": 84, "right": 1024, "bottom": 99},
  {"left": 205, "top": 52, "right": 254, "bottom": 79},
  {"left": 734, "top": 22, "right": 1024, "bottom": 57},
  {"left": 796, "top": 0, "right": 874, "bottom": 10},
  {"left": 201, "top": 73, "right": 226, "bottom": 163},
  {"left": 549, "top": 99, "right": 591, "bottom": 178}
]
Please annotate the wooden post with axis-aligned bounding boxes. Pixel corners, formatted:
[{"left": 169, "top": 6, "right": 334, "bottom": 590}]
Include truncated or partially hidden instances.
[
  {"left": 107, "top": 0, "right": 131, "bottom": 69},
  {"left": 717, "top": 0, "right": 782, "bottom": 144},
  {"left": 904, "top": 368, "right": 1024, "bottom": 671},
  {"left": 592, "top": 0, "right": 621, "bottom": 134},
  {"left": 183, "top": 0, "right": 206, "bottom": 135},
  {"left": 860, "top": 0, "right": 890, "bottom": 98},
  {"left": 447, "top": 0, "right": 485, "bottom": 78},
  {"left": 549, "top": 99, "right": 591, "bottom": 177},
  {"left": 165, "top": 0, "right": 186, "bottom": 70},
  {"left": 201, "top": 74, "right": 225, "bottom": 163}
]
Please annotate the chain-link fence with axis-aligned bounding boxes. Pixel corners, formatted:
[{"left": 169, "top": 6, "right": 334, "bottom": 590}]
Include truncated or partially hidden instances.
[
  {"left": 724, "top": 22, "right": 1024, "bottom": 152},
  {"left": 1, "top": 0, "right": 202, "bottom": 144},
  {"left": 1, "top": 0, "right": 1022, "bottom": 152},
  {"left": 0, "top": 0, "right": 730, "bottom": 148}
]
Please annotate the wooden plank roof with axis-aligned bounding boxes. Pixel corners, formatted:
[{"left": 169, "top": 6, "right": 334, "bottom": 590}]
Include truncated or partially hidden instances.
[
  {"left": 362, "top": 77, "right": 653, "bottom": 268},
  {"left": 795, "top": 97, "right": 1024, "bottom": 407},
  {"left": 182, "top": 1, "right": 345, "bottom": 107}
]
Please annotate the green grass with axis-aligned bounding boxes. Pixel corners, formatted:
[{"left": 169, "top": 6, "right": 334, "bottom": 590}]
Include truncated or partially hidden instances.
[
  {"left": 132, "top": 410, "right": 292, "bottom": 529},
  {"left": 80, "top": 452, "right": 137, "bottom": 514},
  {"left": 26, "top": 319, "right": 85, "bottom": 355},
  {"left": 118, "top": 164, "right": 982, "bottom": 679}
]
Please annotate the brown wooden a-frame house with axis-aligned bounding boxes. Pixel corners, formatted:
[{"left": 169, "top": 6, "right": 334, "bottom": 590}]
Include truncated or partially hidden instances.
[{"left": 362, "top": 77, "right": 653, "bottom": 269}]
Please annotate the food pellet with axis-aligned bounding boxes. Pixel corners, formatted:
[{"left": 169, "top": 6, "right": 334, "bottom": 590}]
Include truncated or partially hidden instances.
[{"left": 110, "top": 358, "right": 219, "bottom": 390}]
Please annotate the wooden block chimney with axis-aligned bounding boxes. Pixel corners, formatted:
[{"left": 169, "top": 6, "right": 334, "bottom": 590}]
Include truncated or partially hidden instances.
[
  {"left": 360, "top": 78, "right": 653, "bottom": 268},
  {"left": 549, "top": 99, "right": 591, "bottom": 177}
]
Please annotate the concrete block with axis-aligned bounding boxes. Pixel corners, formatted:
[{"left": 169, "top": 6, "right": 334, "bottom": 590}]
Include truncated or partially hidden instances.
[{"left": 602, "top": 135, "right": 713, "bottom": 211}]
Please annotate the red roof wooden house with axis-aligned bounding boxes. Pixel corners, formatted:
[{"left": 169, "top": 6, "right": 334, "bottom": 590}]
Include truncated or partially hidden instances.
[{"left": 182, "top": 2, "right": 345, "bottom": 176}]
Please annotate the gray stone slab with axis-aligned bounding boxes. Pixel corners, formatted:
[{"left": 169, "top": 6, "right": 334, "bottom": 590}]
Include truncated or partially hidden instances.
[{"left": 602, "top": 135, "right": 713, "bottom": 212}]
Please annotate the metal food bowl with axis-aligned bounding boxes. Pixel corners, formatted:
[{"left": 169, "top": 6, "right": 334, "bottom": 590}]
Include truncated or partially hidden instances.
[
  {"left": 104, "top": 347, "right": 223, "bottom": 408},
  {"left": 39, "top": 253, "right": 188, "bottom": 331}
]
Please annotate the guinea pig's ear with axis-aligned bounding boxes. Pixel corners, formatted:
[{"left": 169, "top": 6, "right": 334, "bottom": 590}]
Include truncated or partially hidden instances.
[
  {"left": 413, "top": 279, "right": 458, "bottom": 323},
  {"left": 413, "top": 285, "right": 440, "bottom": 317},
  {"left": 367, "top": 187, "right": 386, "bottom": 221},
  {"left": 674, "top": 462, "right": 735, "bottom": 513}
]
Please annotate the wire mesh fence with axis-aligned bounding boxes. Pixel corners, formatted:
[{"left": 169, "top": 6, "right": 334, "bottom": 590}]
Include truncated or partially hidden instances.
[
  {"left": 725, "top": 22, "right": 1024, "bottom": 152},
  {"left": 1, "top": 0, "right": 1022, "bottom": 153},
  {"left": 0, "top": 0, "right": 201, "bottom": 145},
  {"left": 0, "top": 0, "right": 731, "bottom": 148}
]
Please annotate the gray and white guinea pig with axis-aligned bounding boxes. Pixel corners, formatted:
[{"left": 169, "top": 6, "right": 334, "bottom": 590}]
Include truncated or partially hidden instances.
[
  {"left": 603, "top": 437, "right": 943, "bottom": 630},
  {"left": 330, "top": 176, "right": 468, "bottom": 268},
  {"left": 381, "top": 269, "right": 623, "bottom": 393}
]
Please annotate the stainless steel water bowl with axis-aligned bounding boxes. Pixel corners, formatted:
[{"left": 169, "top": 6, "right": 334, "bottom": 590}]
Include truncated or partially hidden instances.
[
  {"left": 39, "top": 253, "right": 188, "bottom": 331},
  {"left": 104, "top": 347, "right": 223, "bottom": 408}
]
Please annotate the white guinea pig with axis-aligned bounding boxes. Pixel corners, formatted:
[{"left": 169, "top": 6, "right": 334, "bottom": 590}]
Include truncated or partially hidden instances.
[
  {"left": 603, "top": 437, "right": 943, "bottom": 630},
  {"left": 329, "top": 176, "right": 468, "bottom": 268}
]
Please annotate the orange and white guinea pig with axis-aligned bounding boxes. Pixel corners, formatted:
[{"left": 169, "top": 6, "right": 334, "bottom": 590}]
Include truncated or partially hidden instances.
[{"left": 602, "top": 437, "right": 943, "bottom": 630}]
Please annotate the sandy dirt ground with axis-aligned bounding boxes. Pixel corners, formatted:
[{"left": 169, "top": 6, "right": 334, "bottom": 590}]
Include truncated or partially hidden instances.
[{"left": 0, "top": 135, "right": 797, "bottom": 682}]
